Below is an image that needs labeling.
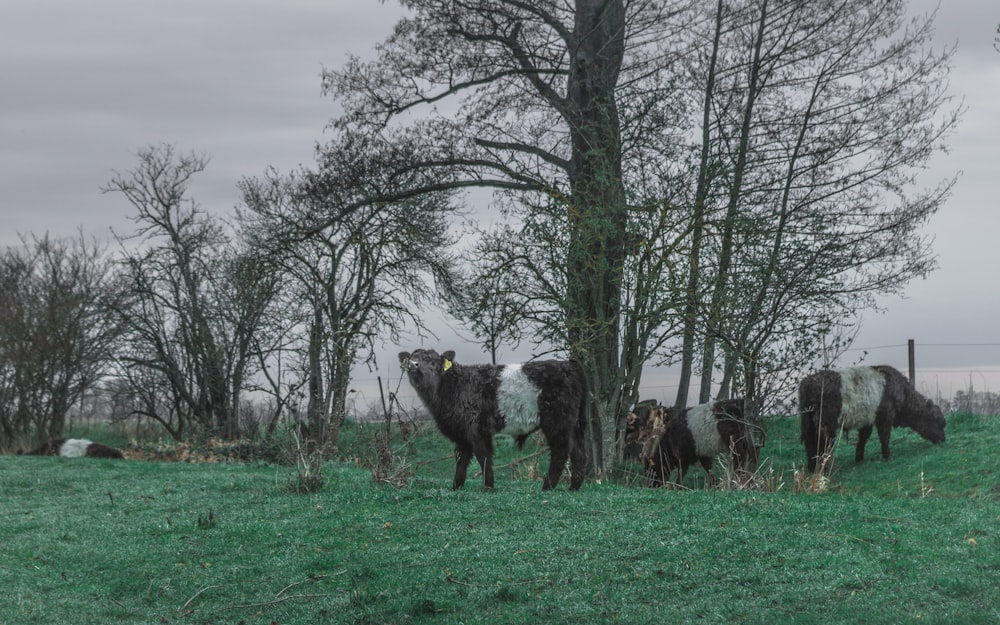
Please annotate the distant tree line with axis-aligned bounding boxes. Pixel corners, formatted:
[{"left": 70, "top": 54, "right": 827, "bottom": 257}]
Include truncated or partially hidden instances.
[
  {"left": 0, "top": 1, "right": 960, "bottom": 471},
  {"left": 950, "top": 389, "right": 1000, "bottom": 416}
]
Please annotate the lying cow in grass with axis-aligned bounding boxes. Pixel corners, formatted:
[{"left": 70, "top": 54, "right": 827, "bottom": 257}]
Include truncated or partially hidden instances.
[
  {"left": 28, "top": 438, "right": 124, "bottom": 459},
  {"left": 399, "top": 348, "right": 588, "bottom": 490},
  {"left": 798, "top": 365, "right": 946, "bottom": 472}
]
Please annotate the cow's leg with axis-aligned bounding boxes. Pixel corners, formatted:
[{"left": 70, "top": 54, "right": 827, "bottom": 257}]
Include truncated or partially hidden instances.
[
  {"left": 569, "top": 420, "right": 588, "bottom": 491},
  {"left": 542, "top": 434, "right": 570, "bottom": 490},
  {"left": 855, "top": 425, "right": 874, "bottom": 462},
  {"left": 875, "top": 418, "right": 893, "bottom": 461},
  {"left": 453, "top": 443, "right": 473, "bottom": 489},
  {"left": 700, "top": 457, "right": 715, "bottom": 487},
  {"left": 804, "top": 418, "right": 829, "bottom": 473},
  {"left": 802, "top": 409, "right": 820, "bottom": 472},
  {"left": 804, "top": 433, "right": 819, "bottom": 473},
  {"left": 474, "top": 437, "right": 496, "bottom": 489}
]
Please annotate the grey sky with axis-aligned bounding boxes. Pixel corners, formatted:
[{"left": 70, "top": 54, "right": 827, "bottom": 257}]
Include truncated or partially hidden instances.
[
  {"left": 0, "top": 1, "right": 403, "bottom": 238},
  {"left": 1, "top": 1, "right": 998, "bottom": 405}
]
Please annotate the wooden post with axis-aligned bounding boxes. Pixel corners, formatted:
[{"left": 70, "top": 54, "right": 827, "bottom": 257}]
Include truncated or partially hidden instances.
[{"left": 907, "top": 339, "right": 915, "bottom": 385}]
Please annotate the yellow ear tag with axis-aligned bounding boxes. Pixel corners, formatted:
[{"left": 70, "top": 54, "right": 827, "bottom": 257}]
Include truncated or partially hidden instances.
[{"left": 443, "top": 359, "right": 452, "bottom": 372}]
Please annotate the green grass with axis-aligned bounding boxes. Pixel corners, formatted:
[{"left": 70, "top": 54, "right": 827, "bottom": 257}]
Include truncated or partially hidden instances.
[{"left": 1, "top": 414, "right": 998, "bottom": 624}]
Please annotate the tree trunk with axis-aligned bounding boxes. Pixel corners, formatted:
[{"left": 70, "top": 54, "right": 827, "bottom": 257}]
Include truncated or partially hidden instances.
[
  {"left": 565, "top": 0, "right": 627, "bottom": 474},
  {"left": 305, "top": 308, "right": 327, "bottom": 452},
  {"left": 675, "top": 0, "right": 725, "bottom": 410},
  {"left": 698, "top": 0, "right": 769, "bottom": 404},
  {"left": 325, "top": 345, "right": 354, "bottom": 454}
]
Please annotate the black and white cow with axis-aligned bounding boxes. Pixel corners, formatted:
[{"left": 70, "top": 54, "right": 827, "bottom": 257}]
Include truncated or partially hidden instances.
[
  {"left": 28, "top": 438, "right": 125, "bottom": 459},
  {"left": 641, "top": 399, "right": 759, "bottom": 487},
  {"left": 799, "top": 365, "right": 946, "bottom": 472},
  {"left": 399, "top": 348, "right": 588, "bottom": 490}
]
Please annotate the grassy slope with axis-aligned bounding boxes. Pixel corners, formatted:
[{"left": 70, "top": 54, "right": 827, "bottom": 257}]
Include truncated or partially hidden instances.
[{"left": 0, "top": 413, "right": 997, "bottom": 625}]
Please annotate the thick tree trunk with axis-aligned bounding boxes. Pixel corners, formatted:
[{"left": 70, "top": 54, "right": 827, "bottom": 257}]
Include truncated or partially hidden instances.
[{"left": 565, "top": 0, "right": 627, "bottom": 474}]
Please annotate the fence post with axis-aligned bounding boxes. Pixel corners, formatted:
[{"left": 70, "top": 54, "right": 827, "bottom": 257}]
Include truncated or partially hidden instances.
[{"left": 907, "top": 339, "right": 916, "bottom": 385}]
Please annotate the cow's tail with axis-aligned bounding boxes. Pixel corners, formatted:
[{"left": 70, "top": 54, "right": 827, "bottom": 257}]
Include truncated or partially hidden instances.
[{"left": 514, "top": 430, "right": 539, "bottom": 449}]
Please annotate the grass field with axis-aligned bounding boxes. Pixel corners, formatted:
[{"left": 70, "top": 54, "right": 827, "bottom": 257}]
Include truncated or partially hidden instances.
[{"left": 1, "top": 413, "right": 997, "bottom": 624}]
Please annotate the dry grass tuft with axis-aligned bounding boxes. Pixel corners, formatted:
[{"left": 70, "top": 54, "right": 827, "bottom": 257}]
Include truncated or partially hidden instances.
[{"left": 792, "top": 452, "right": 833, "bottom": 494}]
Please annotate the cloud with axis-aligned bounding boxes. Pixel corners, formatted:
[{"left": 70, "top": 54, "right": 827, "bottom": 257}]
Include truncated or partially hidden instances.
[
  {"left": 2, "top": 0, "right": 998, "bottom": 404},
  {"left": 0, "top": 0, "right": 403, "bottom": 241}
]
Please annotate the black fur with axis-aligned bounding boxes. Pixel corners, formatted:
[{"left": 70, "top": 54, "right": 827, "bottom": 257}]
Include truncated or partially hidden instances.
[{"left": 399, "top": 348, "right": 588, "bottom": 490}]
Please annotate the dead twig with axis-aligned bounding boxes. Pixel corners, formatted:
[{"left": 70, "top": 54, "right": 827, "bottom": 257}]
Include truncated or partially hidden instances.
[
  {"left": 415, "top": 454, "right": 453, "bottom": 468},
  {"left": 227, "top": 573, "right": 346, "bottom": 610},
  {"left": 276, "top": 574, "right": 328, "bottom": 597},
  {"left": 180, "top": 584, "right": 221, "bottom": 611},
  {"left": 229, "top": 593, "right": 334, "bottom": 609},
  {"left": 446, "top": 575, "right": 548, "bottom": 589},
  {"left": 506, "top": 448, "right": 545, "bottom": 468}
]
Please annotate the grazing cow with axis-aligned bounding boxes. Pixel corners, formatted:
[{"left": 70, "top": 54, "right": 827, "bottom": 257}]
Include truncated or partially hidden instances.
[
  {"left": 641, "top": 399, "right": 759, "bottom": 488},
  {"left": 28, "top": 438, "right": 125, "bottom": 459},
  {"left": 399, "top": 348, "right": 588, "bottom": 490},
  {"left": 623, "top": 399, "right": 659, "bottom": 461},
  {"left": 799, "top": 365, "right": 946, "bottom": 472}
]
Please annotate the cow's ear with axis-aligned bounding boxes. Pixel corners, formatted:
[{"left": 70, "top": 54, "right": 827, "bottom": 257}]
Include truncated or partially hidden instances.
[
  {"left": 398, "top": 351, "right": 411, "bottom": 364},
  {"left": 442, "top": 350, "right": 456, "bottom": 362}
]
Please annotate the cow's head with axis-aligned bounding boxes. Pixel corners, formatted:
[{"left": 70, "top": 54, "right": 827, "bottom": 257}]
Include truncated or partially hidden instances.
[
  {"left": 398, "top": 349, "right": 456, "bottom": 392},
  {"left": 913, "top": 399, "right": 946, "bottom": 444}
]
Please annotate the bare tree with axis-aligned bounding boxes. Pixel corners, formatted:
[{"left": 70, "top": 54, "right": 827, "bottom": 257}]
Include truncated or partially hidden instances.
[
  {"left": 237, "top": 163, "right": 458, "bottom": 454},
  {"left": 671, "top": 0, "right": 959, "bottom": 418},
  {"left": 324, "top": 0, "right": 696, "bottom": 472},
  {"left": 322, "top": 0, "right": 955, "bottom": 470},
  {"left": 105, "top": 144, "right": 279, "bottom": 440},
  {"left": 0, "top": 233, "right": 120, "bottom": 449},
  {"left": 449, "top": 190, "right": 689, "bottom": 460}
]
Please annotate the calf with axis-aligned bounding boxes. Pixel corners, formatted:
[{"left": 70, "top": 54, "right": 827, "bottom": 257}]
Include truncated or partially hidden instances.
[
  {"left": 642, "top": 399, "right": 758, "bottom": 487},
  {"left": 399, "top": 348, "right": 588, "bottom": 490}
]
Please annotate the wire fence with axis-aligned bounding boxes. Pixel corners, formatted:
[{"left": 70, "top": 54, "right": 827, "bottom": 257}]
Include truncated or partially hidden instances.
[
  {"left": 57, "top": 342, "right": 1000, "bottom": 431},
  {"left": 355, "top": 341, "right": 1000, "bottom": 417}
]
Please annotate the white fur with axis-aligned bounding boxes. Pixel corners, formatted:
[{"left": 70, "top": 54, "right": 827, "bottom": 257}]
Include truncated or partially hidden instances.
[
  {"left": 686, "top": 404, "right": 725, "bottom": 458},
  {"left": 838, "top": 367, "right": 884, "bottom": 429},
  {"left": 59, "top": 439, "right": 92, "bottom": 458},
  {"left": 497, "top": 364, "right": 541, "bottom": 436}
]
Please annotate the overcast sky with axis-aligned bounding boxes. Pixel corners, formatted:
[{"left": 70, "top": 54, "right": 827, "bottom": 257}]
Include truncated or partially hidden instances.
[{"left": 2, "top": 1, "right": 998, "bottom": 406}]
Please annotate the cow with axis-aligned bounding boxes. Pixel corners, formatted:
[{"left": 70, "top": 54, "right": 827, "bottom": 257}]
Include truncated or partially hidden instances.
[
  {"left": 28, "top": 438, "right": 125, "bottom": 459},
  {"left": 641, "top": 399, "right": 758, "bottom": 488},
  {"left": 399, "top": 348, "right": 588, "bottom": 490},
  {"left": 799, "top": 365, "right": 946, "bottom": 472}
]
